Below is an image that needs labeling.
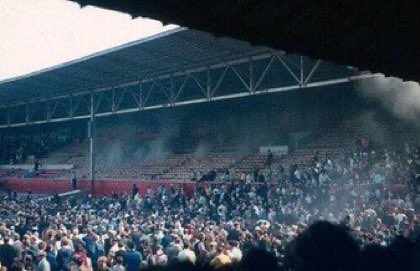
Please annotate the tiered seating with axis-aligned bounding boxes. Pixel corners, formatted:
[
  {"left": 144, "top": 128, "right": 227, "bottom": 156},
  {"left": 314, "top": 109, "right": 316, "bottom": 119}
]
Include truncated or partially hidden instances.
[
  {"left": 271, "top": 121, "right": 418, "bottom": 170},
  {"left": 0, "top": 168, "right": 67, "bottom": 179},
  {"left": 40, "top": 141, "right": 88, "bottom": 165},
  {"left": 0, "top": 168, "right": 21, "bottom": 178},
  {"left": 94, "top": 155, "right": 189, "bottom": 179},
  {"left": 2, "top": 119, "right": 416, "bottom": 181},
  {"left": 161, "top": 152, "right": 239, "bottom": 181},
  {"left": 229, "top": 154, "right": 267, "bottom": 179},
  {"left": 226, "top": 121, "right": 419, "bottom": 180}
]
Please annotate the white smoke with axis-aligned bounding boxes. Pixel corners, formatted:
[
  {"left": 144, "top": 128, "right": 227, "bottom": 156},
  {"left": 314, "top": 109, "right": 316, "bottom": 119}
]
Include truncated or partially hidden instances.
[
  {"left": 104, "top": 140, "right": 124, "bottom": 166},
  {"left": 143, "top": 137, "right": 170, "bottom": 161},
  {"left": 350, "top": 111, "right": 391, "bottom": 147},
  {"left": 194, "top": 143, "right": 208, "bottom": 158},
  {"left": 131, "top": 114, "right": 179, "bottom": 162},
  {"left": 355, "top": 75, "right": 420, "bottom": 125},
  {"left": 131, "top": 136, "right": 170, "bottom": 162}
]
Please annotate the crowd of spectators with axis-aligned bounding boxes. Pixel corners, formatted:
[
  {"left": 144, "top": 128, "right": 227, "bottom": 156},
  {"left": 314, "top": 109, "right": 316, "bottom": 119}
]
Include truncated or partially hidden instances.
[{"left": 0, "top": 143, "right": 418, "bottom": 271}]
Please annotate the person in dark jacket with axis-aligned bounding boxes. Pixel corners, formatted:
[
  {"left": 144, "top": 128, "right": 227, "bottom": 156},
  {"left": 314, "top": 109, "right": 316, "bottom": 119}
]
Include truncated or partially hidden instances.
[
  {"left": 56, "top": 239, "right": 73, "bottom": 271},
  {"left": 132, "top": 184, "right": 139, "bottom": 199},
  {"left": 0, "top": 236, "right": 19, "bottom": 270},
  {"left": 45, "top": 245, "right": 58, "bottom": 271},
  {"left": 82, "top": 231, "right": 95, "bottom": 258},
  {"left": 123, "top": 241, "right": 142, "bottom": 271},
  {"left": 83, "top": 233, "right": 104, "bottom": 270}
]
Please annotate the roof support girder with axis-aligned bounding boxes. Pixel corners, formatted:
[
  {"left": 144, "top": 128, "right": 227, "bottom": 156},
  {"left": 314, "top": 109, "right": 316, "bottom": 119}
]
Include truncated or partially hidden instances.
[
  {"left": 0, "top": 74, "right": 379, "bottom": 129},
  {"left": 0, "top": 52, "right": 371, "bottom": 128}
]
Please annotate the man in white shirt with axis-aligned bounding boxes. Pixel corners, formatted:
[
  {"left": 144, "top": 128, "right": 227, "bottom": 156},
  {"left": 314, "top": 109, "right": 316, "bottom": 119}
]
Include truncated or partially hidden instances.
[
  {"left": 178, "top": 244, "right": 196, "bottom": 264},
  {"left": 227, "top": 241, "right": 242, "bottom": 263},
  {"left": 37, "top": 250, "right": 51, "bottom": 271},
  {"left": 218, "top": 204, "right": 227, "bottom": 219}
]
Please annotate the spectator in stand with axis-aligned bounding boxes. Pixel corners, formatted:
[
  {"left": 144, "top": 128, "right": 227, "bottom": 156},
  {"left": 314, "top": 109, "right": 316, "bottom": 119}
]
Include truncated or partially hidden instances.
[
  {"left": 266, "top": 149, "right": 274, "bottom": 166},
  {"left": 72, "top": 175, "right": 78, "bottom": 190}
]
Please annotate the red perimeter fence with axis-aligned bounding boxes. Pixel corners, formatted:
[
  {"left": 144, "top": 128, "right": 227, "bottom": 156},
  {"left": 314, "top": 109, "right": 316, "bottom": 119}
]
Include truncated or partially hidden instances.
[
  {"left": 0, "top": 178, "right": 195, "bottom": 196},
  {"left": 0, "top": 178, "right": 407, "bottom": 197}
]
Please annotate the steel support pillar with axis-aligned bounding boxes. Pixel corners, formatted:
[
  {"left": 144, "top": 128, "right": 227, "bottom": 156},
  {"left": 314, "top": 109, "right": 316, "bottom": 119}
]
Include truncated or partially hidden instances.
[{"left": 89, "top": 91, "right": 95, "bottom": 190}]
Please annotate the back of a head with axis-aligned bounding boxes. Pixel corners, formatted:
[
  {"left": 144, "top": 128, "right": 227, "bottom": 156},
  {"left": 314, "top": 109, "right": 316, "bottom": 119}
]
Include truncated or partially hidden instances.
[
  {"left": 3, "top": 236, "right": 10, "bottom": 244},
  {"left": 126, "top": 240, "right": 135, "bottom": 250},
  {"left": 237, "top": 248, "right": 279, "bottom": 271},
  {"left": 149, "top": 260, "right": 199, "bottom": 271},
  {"left": 361, "top": 244, "right": 395, "bottom": 271},
  {"left": 171, "top": 260, "right": 199, "bottom": 271},
  {"left": 387, "top": 236, "right": 417, "bottom": 271},
  {"left": 285, "top": 221, "right": 361, "bottom": 271}
]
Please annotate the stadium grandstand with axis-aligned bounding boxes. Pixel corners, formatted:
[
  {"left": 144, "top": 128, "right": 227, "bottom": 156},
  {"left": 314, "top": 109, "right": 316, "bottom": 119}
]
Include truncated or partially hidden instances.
[
  {"left": 0, "top": 27, "right": 386, "bottom": 192},
  {"left": 0, "top": 6, "right": 419, "bottom": 271}
]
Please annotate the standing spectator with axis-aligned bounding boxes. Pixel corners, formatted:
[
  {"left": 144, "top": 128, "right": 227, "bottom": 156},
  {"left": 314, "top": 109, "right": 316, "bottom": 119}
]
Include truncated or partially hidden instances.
[
  {"left": 147, "top": 246, "right": 167, "bottom": 267},
  {"left": 178, "top": 244, "right": 196, "bottom": 264},
  {"left": 122, "top": 241, "right": 141, "bottom": 271},
  {"left": 266, "top": 149, "right": 274, "bottom": 166},
  {"left": 112, "top": 257, "right": 125, "bottom": 271},
  {"left": 56, "top": 240, "right": 73, "bottom": 271},
  {"left": 46, "top": 245, "right": 58, "bottom": 271},
  {"left": 97, "top": 257, "right": 111, "bottom": 271},
  {"left": 0, "top": 236, "right": 19, "bottom": 270},
  {"left": 72, "top": 175, "right": 78, "bottom": 190},
  {"left": 210, "top": 245, "right": 232, "bottom": 269},
  {"left": 37, "top": 251, "right": 51, "bottom": 271},
  {"left": 131, "top": 185, "right": 139, "bottom": 199},
  {"left": 190, "top": 169, "right": 197, "bottom": 181}
]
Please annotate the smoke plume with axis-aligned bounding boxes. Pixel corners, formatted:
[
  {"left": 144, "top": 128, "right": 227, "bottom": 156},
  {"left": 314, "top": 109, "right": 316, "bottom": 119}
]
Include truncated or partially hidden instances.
[{"left": 355, "top": 75, "right": 420, "bottom": 125}]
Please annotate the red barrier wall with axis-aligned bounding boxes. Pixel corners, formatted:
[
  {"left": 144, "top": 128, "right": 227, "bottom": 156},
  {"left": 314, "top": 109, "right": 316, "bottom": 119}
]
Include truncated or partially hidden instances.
[
  {"left": 0, "top": 178, "right": 196, "bottom": 196},
  {"left": 0, "top": 178, "right": 406, "bottom": 197}
]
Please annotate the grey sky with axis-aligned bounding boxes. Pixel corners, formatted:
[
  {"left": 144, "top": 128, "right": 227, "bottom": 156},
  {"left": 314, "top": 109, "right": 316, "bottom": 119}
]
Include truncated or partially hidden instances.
[{"left": 0, "top": 0, "right": 177, "bottom": 81}]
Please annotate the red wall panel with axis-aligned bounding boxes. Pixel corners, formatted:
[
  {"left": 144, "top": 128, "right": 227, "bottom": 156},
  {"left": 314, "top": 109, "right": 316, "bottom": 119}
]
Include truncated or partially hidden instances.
[
  {"left": 1, "top": 179, "right": 405, "bottom": 197},
  {"left": 0, "top": 178, "right": 196, "bottom": 196}
]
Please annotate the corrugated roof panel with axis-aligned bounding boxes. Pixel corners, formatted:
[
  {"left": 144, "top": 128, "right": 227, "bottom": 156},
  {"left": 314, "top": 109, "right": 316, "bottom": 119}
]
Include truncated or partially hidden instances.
[{"left": 0, "top": 28, "right": 351, "bottom": 107}]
